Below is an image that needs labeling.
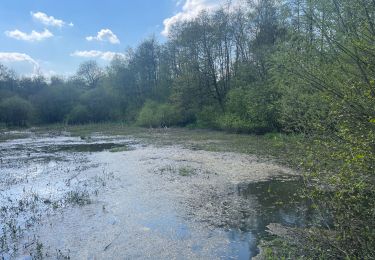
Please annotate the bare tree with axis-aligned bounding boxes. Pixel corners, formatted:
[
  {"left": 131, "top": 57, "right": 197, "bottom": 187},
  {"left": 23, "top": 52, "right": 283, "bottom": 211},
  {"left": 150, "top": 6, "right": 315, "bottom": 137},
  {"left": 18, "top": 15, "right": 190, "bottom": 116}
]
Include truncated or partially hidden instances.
[{"left": 76, "top": 60, "right": 103, "bottom": 88}]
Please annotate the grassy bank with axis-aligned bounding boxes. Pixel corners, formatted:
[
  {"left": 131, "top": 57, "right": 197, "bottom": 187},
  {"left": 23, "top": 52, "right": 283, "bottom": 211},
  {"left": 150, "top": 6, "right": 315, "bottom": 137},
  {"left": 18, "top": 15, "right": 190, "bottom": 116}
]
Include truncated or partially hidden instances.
[
  {"left": 1, "top": 122, "right": 305, "bottom": 169},
  {"left": 24, "top": 123, "right": 304, "bottom": 169}
]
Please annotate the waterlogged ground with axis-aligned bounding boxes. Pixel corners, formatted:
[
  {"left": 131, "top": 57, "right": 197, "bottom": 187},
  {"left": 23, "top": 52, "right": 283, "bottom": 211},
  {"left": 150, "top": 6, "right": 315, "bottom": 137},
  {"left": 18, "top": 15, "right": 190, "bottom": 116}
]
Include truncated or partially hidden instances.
[{"left": 0, "top": 128, "right": 308, "bottom": 259}]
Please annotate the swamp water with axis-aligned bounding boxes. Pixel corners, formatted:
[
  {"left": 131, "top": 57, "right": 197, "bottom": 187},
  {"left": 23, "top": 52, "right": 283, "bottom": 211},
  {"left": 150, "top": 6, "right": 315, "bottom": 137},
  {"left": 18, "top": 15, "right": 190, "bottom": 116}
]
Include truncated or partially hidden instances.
[{"left": 0, "top": 131, "right": 308, "bottom": 259}]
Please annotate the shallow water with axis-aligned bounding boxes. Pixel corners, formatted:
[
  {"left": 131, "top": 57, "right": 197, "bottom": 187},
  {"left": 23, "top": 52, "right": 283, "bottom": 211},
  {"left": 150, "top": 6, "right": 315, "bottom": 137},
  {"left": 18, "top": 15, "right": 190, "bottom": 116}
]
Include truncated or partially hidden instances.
[{"left": 0, "top": 131, "right": 306, "bottom": 259}]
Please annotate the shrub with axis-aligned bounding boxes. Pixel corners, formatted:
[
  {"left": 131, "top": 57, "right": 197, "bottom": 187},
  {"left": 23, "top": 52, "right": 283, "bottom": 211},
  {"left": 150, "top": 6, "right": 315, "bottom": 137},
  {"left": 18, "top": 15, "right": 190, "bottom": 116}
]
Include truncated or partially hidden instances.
[
  {"left": 216, "top": 113, "right": 253, "bottom": 133},
  {"left": 136, "top": 100, "right": 181, "bottom": 127},
  {"left": 32, "top": 85, "right": 79, "bottom": 124},
  {"left": 66, "top": 105, "right": 90, "bottom": 124},
  {"left": 217, "top": 87, "right": 279, "bottom": 134},
  {"left": 195, "top": 105, "right": 220, "bottom": 129},
  {"left": 0, "top": 96, "right": 33, "bottom": 126}
]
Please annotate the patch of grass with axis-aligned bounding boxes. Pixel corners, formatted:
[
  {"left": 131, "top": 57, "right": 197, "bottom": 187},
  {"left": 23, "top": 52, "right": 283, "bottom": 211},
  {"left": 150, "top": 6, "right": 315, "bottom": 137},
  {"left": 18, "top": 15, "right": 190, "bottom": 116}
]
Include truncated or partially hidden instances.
[
  {"left": 32, "top": 122, "right": 138, "bottom": 137},
  {"left": 0, "top": 132, "right": 30, "bottom": 142},
  {"left": 35, "top": 241, "right": 43, "bottom": 260},
  {"left": 257, "top": 237, "right": 300, "bottom": 260},
  {"left": 156, "top": 165, "right": 199, "bottom": 177},
  {"left": 178, "top": 166, "right": 196, "bottom": 177},
  {"left": 27, "top": 123, "right": 305, "bottom": 168},
  {"left": 56, "top": 248, "right": 71, "bottom": 259},
  {"left": 109, "top": 145, "right": 131, "bottom": 152},
  {"left": 157, "top": 165, "right": 175, "bottom": 174},
  {"left": 65, "top": 190, "right": 91, "bottom": 206}
]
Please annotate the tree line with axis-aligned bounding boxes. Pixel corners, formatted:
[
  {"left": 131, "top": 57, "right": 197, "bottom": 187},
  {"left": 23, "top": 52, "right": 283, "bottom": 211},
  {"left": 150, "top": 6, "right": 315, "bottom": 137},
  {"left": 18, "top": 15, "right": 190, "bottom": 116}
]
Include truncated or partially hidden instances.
[
  {"left": 0, "top": 0, "right": 374, "bottom": 258},
  {"left": 0, "top": 0, "right": 285, "bottom": 131}
]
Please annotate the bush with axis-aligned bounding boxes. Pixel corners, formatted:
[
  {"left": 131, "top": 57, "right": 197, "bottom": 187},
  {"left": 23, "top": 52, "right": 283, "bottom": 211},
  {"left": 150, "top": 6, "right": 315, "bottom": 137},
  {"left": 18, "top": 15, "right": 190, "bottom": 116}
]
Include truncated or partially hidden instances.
[
  {"left": 216, "top": 113, "right": 254, "bottom": 133},
  {"left": 195, "top": 105, "right": 220, "bottom": 129},
  {"left": 66, "top": 105, "right": 90, "bottom": 124},
  {"left": 136, "top": 100, "right": 181, "bottom": 127},
  {"left": 0, "top": 96, "right": 33, "bottom": 126},
  {"left": 217, "top": 87, "right": 279, "bottom": 134},
  {"left": 80, "top": 87, "right": 120, "bottom": 122},
  {"left": 276, "top": 85, "right": 332, "bottom": 134},
  {"left": 33, "top": 85, "right": 79, "bottom": 124}
]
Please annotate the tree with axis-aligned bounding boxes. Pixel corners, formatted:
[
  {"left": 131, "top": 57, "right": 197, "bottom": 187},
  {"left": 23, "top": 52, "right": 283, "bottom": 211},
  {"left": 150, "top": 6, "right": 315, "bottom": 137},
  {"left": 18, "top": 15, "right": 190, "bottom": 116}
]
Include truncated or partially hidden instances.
[
  {"left": 269, "top": 0, "right": 375, "bottom": 258},
  {"left": 131, "top": 38, "right": 160, "bottom": 102},
  {"left": 0, "top": 64, "right": 18, "bottom": 102},
  {"left": 80, "top": 86, "right": 119, "bottom": 122},
  {"left": 76, "top": 60, "right": 103, "bottom": 89},
  {"left": 33, "top": 84, "right": 80, "bottom": 123},
  {"left": 0, "top": 96, "right": 33, "bottom": 126}
]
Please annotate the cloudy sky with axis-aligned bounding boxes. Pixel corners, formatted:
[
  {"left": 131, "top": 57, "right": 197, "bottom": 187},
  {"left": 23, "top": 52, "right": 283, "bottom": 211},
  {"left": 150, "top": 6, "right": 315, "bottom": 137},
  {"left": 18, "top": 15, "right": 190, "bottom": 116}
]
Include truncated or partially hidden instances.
[{"left": 0, "top": 0, "right": 238, "bottom": 77}]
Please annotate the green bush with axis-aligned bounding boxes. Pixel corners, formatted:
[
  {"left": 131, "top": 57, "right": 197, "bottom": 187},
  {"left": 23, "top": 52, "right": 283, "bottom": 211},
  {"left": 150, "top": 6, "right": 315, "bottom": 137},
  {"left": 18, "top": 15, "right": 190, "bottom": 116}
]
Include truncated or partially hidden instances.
[
  {"left": 276, "top": 84, "right": 332, "bottom": 134},
  {"left": 195, "top": 105, "right": 220, "bottom": 129},
  {"left": 33, "top": 85, "right": 79, "bottom": 124},
  {"left": 66, "top": 105, "right": 90, "bottom": 124},
  {"left": 0, "top": 96, "right": 33, "bottom": 126},
  {"left": 217, "top": 87, "right": 279, "bottom": 134},
  {"left": 136, "top": 100, "right": 181, "bottom": 127},
  {"left": 216, "top": 113, "right": 254, "bottom": 133},
  {"left": 80, "top": 87, "right": 120, "bottom": 122}
]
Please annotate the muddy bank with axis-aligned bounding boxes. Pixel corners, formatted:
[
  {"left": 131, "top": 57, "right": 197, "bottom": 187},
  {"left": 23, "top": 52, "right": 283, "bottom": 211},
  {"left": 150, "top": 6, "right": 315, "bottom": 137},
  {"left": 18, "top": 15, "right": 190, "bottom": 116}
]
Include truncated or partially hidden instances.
[{"left": 0, "top": 131, "right": 305, "bottom": 259}]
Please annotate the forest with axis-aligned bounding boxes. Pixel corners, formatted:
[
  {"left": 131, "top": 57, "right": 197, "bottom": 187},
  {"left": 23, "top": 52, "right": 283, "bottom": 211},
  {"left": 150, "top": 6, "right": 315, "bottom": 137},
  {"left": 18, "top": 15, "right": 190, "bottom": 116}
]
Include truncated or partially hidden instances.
[{"left": 1, "top": 0, "right": 374, "bottom": 258}]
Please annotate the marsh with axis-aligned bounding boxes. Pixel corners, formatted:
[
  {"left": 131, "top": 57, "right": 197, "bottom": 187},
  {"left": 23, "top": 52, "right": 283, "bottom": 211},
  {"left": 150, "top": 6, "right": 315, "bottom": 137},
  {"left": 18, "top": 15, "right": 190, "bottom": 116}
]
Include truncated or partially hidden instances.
[{"left": 0, "top": 127, "right": 309, "bottom": 259}]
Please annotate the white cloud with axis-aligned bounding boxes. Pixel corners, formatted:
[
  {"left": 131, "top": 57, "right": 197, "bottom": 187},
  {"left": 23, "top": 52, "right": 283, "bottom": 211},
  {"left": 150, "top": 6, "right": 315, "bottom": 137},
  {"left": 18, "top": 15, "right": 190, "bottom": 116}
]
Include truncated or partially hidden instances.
[
  {"left": 31, "top": 11, "right": 72, "bottom": 27},
  {"left": 5, "top": 28, "right": 53, "bottom": 42},
  {"left": 162, "top": 0, "right": 215, "bottom": 36},
  {"left": 86, "top": 29, "right": 120, "bottom": 44},
  {"left": 70, "top": 50, "right": 125, "bottom": 61},
  {"left": 0, "top": 52, "right": 39, "bottom": 72},
  {"left": 162, "top": 0, "right": 245, "bottom": 36}
]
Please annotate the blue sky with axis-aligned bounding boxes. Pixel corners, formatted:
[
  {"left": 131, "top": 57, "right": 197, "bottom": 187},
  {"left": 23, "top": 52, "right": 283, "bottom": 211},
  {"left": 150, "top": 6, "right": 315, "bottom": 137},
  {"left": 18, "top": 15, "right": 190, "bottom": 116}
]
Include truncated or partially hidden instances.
[{"left": 0, "top": 0, "right": 237, "bottom": 77}]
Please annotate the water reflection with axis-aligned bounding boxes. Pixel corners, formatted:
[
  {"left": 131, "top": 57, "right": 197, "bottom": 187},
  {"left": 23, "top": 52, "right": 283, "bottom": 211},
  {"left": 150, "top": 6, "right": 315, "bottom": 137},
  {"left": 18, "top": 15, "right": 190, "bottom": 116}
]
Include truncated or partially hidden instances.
[
  {"left": 1, "top": 133, "right": 309, "bottom": 259},
  {"left": 224, "top": 179, "right": 310, "bottom": 259}
]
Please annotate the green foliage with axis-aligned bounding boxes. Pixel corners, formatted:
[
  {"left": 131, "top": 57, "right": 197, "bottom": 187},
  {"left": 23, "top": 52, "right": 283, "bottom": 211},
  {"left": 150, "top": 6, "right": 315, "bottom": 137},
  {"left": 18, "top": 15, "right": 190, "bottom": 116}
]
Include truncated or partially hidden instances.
[
  {"left": 0, "top": 96, "right": 33, "bottom": 126},
  {"left": 217, "top": 87, "right": 279, "bottom": 134},
  {"left": 195, "top": 105, "right": 220, "bottom": 129},
  {"left": 80, "top": 87, "right": 120, "bottom": 123},
  {"left": 66, "top": 105, "right": 90, "bottom": 124},
  {"left": 33, "top": 84, "right": 80, "bottom": 123},
  {"left": 268, "top": 0, "right": 375, "bottom": 258},
  {"left": 136, "top": 100, "right": 181, "bottom": 128},
  {"left": 216, "top": 113, "right": 254, "bottom": 133},
  {"left": 0, "top": 0, "right": 374, "bottom": 257}
]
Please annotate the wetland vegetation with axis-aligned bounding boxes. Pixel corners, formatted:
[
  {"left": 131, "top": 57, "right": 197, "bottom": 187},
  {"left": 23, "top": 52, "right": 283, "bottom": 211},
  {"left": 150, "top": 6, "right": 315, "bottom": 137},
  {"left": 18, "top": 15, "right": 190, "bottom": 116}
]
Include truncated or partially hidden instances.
[
  {"left": 0, "top": 127, "right": 304, "bottom": 259},
  {"left": 1, "top": 0, "right": 375, "bottom": 259}
]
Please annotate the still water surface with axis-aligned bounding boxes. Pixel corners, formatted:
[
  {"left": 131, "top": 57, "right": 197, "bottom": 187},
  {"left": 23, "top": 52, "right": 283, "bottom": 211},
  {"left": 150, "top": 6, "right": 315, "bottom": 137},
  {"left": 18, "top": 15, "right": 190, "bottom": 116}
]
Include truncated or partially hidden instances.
[{"left": 0, "top": 132, "right": 308, "bottom": 259}]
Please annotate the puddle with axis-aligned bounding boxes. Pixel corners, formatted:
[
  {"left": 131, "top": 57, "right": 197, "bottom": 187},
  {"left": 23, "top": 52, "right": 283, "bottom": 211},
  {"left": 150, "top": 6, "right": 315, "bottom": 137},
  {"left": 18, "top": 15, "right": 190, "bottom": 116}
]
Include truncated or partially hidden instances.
[
  {"left": 54, "top": 142, "right": 128, "bottom": 152},
  {"left": 238, "top": 179, "right": 310, "bottom": 229},
  {"left": 233, "top": 179, "right": 310, "bottom": 257},
  {"left": 0, "top": 131, "right": 304, "bottom": 259}
]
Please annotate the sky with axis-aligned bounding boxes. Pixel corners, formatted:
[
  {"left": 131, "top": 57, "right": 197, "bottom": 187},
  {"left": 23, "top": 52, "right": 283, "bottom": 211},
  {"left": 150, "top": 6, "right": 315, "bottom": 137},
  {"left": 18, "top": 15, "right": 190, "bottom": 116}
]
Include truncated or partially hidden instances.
[{"left": 0, "top": 0, "right": 239, "bottom": 77}]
